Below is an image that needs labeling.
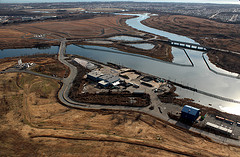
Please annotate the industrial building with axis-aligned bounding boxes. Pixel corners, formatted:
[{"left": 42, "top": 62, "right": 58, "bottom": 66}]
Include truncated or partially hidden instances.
[
  {"left": 87, "top": 70, "right": 120, "bottom": 87},
  {"left": 180, "top": 105, "right": 200, "bottom": 123},
  {"left": 73, "top": 58, "right": 96, "bottom": 70},
  {"left": 87, "top": 70, "right": 103, "bottom": 82},
  {"left": 205, "top": 122, "right": 233, "bottom": 135}
]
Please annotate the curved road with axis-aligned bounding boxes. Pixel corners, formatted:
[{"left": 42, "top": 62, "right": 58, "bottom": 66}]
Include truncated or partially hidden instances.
[
  {"left": 0, "top": 39, "right": 238, "bottom": 147},
  {"left": 57, "top": 40, "right": 240, "bottom": 147}
]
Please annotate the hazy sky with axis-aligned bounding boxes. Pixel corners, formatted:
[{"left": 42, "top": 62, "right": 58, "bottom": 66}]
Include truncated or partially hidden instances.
[{"left": 0, "top": 0, "right": 239, "bottom": 4}]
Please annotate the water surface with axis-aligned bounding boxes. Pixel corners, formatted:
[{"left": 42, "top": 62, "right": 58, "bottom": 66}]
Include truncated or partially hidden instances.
[
  {"left": 124, "top": 13, "right": 198, "bottom": 44},
  {"left": 127, "top": 43, "right": 155, "bottom": 50},
  {"left": 108, "top": 36, "right": 143, "bottom": 41},
  {"left": 66, "top": 44, "right": 240, "bottom": 114},
  {"left": 0, "top": 46, "right": 59, "bottom": 59}
]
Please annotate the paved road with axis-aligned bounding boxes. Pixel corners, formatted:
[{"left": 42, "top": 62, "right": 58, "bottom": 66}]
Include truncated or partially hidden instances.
[
  {"left": 0, "top": 39, "right": 238, "bottom": 146},
  {"left": 57, "top": 40, "right": 240, "bottom": 147},
  {"left": 1, "top": 68, "right": 62, "bottom": 80}
]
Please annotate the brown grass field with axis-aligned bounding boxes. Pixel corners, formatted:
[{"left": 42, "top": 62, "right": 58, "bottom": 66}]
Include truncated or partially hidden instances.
[
  {"left": 142, "top": 14, "right": 240, "bottom": 52},
  {"left": 0, "top": 54, "right": 69, "bottom": 78},
  {"left": 1, "top": 13, "right": 240, "bottom": 156},
  {"left": 142, "top": 14, "right": 240, "bottom": 74},
  {"left": 11, "top": 15, "right": 130, "bottom": 38},
  {"left": 0, "top": 14, "right": 136, "bottom": 49},
  {"left": 0, "top": 72, "right": 240, "bottom": 156},
  {"left": 0, "top": 14, "right": 174, "bottom": 61}
]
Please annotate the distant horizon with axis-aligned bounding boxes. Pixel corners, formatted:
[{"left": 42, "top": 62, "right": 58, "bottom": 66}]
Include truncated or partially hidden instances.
[{"left": 0, "top": 0, "right": 240, "bottom": 5}]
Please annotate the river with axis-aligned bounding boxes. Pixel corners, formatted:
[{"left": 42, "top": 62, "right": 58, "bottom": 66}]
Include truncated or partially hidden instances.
[
  {"left": 0, "top": 46, "right": 59, "bottom": 59},
  {"left": 67, "top": 13, "right": 240, "bottom": 115},
  {"left": 0, "top": 14, "right": 239, "bottom": 115},
  {"left": 125, "top": 13, "right": 240, "bottom": 115}
]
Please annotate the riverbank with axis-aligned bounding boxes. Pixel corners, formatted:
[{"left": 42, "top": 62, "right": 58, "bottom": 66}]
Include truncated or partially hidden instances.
[
  {"left": 0, "top": 13, "right": 173, "bottom": 62},
  {"left": 142, "top": 14, "right": 240, "bottom": 74},
  {"left": 1, "top": 50, "right": 240, "bottom": 156},
  {"left": 159, "top": 90, "right": 240, "bottom": 121},
  {"left": 65, "top": 53, "right": 240, "bottom": 123},
  {"left": 70, "top": 35, "right": 173, "bottom": 62},
  {"left": 1, "top": 9, "right": 240, "bottom": 156},
  {"left": 207, "top": 50, "right": 240, "bottom": 74},
  {"left": 0, "top": 14, "right": 136, "bottom": 50}
]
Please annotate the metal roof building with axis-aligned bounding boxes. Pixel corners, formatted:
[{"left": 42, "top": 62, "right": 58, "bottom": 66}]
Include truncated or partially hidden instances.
[
  {"left": 87, "top": 70, "right": 120, "bottom": 87},
  {"left": 98, "top": 80, "right": 110, "bottom": 87},
  {"left": 181, "top": 105, "right": 200, "bottom": 123},
  {"left": 87, "top": 70, "right": 103, "bottom": 82},
  {"left": 73, "top": 58, "right": 96, "bottom": 70},
  {"left": 107, "top": 76, "right": 120, "bottom": 84},
  {"left": 206, "top": 122, "right": 232, "bottom": 135},
  {"left": 99, "top": 74, "right": 120, "bottom": 84}
]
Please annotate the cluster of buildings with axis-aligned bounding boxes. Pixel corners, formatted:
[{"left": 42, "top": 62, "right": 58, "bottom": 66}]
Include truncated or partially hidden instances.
[
  {"left": 87, "top": 70, "right": 120, "bottom": 88},
  {"left": 16, "top": 59, "right": 34, "bottom": 69},
  {"left": 180, "top": 105, "right": 236, "bottom": 136},
  {"left": 74, "top": 58, "right": 121, "bottom": 88},
  {"left": 73, "top": 56, "right": 239, "bottom": 138}
]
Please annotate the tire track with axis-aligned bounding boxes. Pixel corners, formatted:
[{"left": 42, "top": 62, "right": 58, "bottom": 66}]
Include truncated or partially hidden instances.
[{"left": 31, "top": 135, "right": 197, "bottom": 157}]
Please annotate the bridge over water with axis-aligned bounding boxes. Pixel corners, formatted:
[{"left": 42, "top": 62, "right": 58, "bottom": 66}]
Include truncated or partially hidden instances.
[{"left": 169, "top": 40, "right": 208, "bottom": 51}]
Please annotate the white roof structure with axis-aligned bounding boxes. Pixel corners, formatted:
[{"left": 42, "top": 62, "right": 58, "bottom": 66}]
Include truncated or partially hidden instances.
[
  {"left": 87, "top": 70, "right": 103, "bottom": 78},
  {"left": 98, "top": 80, "right": 109, "bottom": 87},
  {"left": 206, "top": 122, "right": 232, "bottom": 135},
  {"left": 73, "top": 58, "right": 96, "bottom": 70},
  {"left": 18, "top": 59, "right": 22, "bottom": 65},
  {"left": 112, "top": 81, "right": 120, "bottom": 86}
]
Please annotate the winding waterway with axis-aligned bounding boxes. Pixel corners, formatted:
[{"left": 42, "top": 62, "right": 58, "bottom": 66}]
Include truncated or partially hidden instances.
[
  {"left": 67, "top": 13, "right": 240, "bottom": 115},
  {"left": 0, "top": 13, "right": 239, "bottom": 115},
  {"left": 124, "top": 13, "right": 198, "bottom": 44},
  {"left": 125, "top": 13, "right": 240, "bottom": 115}
]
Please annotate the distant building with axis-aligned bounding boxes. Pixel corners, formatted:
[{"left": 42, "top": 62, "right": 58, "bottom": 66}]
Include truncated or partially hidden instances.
[
  {"left": 181, "top": 105, "right": 200, "bottom": 123},
  {"left": 18, "top": 59, "right": 22, "bottom": 65},
  {"left": 16, "top": 59, "right": 33, "bottom": 69}
]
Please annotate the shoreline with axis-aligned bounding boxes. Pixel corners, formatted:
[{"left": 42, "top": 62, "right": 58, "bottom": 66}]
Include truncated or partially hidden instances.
[
  {"left": 1, "top": 41, "right": 240, "bottom": 147},
  {"left": 0, "top": 14, "right": 239, "bottom": 118},
  {"left": 4, "top": 52, "right": 237, "bottom": 119},
  {"left": 1, "top": 41, "right": 240, "bottom": 117},
  {"left": 141, "top": 14, "right": 240, "bottom": 74}
]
